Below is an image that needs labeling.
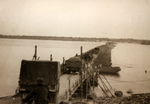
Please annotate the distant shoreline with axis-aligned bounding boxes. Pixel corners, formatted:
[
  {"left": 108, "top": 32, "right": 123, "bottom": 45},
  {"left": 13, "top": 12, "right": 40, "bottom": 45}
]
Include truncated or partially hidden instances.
[{"left": 0, "top": 34, "right": 150, "bottom": 45}]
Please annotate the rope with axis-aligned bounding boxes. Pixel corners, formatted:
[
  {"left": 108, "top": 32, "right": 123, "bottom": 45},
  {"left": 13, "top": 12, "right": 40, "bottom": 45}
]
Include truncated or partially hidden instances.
[
  {"left": 101, "top": 74, "right": 112, "bottom": 89},
  {"left": 86, "top": 63, "right": 109, "bottom": 97},
  {"left": 88, "top": 62, "right": 114, "bottom": 97},
  {"left": 96, "top": 70, "right": 114, "bottom": 97}
]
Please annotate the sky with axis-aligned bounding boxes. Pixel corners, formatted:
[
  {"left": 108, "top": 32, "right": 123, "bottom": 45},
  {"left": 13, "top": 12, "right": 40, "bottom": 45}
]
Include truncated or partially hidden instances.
[{"left": 0, "top": 0, "right": 150, "bottom": 40}]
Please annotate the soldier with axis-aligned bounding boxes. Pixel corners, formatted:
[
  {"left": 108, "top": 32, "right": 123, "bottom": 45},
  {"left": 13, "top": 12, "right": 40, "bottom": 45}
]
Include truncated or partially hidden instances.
[{"left": 22, "top": 78, "right": 49, "bottom": 104}]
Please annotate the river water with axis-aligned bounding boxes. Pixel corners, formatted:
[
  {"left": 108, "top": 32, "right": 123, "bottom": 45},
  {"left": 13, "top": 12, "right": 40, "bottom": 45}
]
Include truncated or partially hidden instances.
[{"left": 0, "top": 38, "right": 150, "bottom": 97}]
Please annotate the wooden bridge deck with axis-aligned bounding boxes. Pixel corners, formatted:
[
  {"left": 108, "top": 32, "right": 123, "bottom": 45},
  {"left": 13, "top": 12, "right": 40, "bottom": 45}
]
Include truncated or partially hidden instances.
[
  {"left": 58, "top": 74, "right": 80, "bottom": 102},
  {"left": 57, "top": 73, "right": 88, "bottom": 103}
]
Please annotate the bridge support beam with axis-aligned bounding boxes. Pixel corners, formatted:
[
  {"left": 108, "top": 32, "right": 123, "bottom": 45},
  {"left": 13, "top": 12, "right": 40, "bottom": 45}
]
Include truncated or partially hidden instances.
[
  {"left": 73, "top": 79, "right": 91, "bottom": 99},
  {"left": 90, "top": 74, "right": 98, "bottom": 87}
]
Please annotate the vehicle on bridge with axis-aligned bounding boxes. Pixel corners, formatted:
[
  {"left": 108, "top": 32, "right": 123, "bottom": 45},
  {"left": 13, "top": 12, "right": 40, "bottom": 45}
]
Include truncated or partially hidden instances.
[
  {"left": 62, "top": 42, "right": 121, "bottom": 74},
  {"left": 64, "top": 56, "right": 82, "bottom": 74},
  {"left": 18, "top": 60, "right": 60, "bottom": 104}
]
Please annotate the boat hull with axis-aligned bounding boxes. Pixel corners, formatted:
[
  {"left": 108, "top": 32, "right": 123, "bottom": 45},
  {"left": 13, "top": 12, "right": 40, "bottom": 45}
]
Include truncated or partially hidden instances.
[{"left": 98, "top": 66, "right": 121, "bottom": 74}]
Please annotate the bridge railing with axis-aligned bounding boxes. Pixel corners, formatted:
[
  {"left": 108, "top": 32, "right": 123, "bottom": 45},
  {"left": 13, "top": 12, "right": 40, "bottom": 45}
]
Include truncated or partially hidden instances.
[{"left": 60, "top": 71, "right": 88, "bottom": 101}]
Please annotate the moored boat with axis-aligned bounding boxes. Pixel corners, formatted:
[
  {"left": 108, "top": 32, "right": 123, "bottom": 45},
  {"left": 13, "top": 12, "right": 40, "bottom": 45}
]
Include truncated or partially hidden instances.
[{"left": 98, "top": 66, "right": 121, "bottom": 74}]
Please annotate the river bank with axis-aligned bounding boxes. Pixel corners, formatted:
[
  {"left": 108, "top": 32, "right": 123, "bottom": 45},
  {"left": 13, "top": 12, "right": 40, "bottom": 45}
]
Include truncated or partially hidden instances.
[
  {"left": 95, "top": 93, "right": 150, "bottom": 104},
  {"left": 0, "top": 93, "right": 150, "bottom": 104},
  {"left": 1, "top": 34, "right": 150, "bottom": 45},
  {"left": 0, "top": 95, "right": 21, "bottom": 104}
]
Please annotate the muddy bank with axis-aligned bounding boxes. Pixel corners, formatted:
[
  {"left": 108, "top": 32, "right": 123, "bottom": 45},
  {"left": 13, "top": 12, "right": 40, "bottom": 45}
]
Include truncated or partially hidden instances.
[
  {"left": 1, "top": 93, "right": 149, "bottom": 104},
  {"left": 0, "top": 95, "right": 21, "bottom": 104},
  {"left": 94, "top": 93, "right": 150, "bottom": 104}
]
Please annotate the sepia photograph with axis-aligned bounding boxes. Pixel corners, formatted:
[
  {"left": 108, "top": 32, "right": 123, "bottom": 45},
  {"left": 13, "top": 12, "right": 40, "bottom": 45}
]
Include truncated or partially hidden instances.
[{"left": 0, "top": 0, "right": 150, "bottom": 104}]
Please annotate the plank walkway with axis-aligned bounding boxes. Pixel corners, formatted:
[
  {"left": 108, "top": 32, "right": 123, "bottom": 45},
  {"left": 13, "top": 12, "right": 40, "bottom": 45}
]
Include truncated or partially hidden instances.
[{"left": 58, "top": 74, "right": 80, "bottom": 103}]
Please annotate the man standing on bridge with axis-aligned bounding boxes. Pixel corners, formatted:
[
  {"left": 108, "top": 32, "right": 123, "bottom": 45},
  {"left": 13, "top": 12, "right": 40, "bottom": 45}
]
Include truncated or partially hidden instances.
[{"left": 22, "top": 78, "right": 49, "bottom": 104}]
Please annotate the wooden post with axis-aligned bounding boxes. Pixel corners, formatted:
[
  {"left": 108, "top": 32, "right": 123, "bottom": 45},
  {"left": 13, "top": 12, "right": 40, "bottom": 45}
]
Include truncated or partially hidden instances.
[
  {"left": 86, "top": 78, "right": 89, "bottom": 101},
  {"left": 65, "top": 90, "right": 68, "bottom": 99},
  {"left": 68, "top": 76, "right": 71, "bottom": 95},
  {"left": 50, "top": 54, "right": 53, "bottom": 61},
  {"left": 33, "top": 45, "right": 37, "bottom": 60},
  {"left": 63, "top": 57, "right": 65, "bottom": 71},
  {"left": 92, "top": 68, "right": 94, "bottom": 91},
  {"left": 80, "top": 46, "right": 83, "bottom": 101}
]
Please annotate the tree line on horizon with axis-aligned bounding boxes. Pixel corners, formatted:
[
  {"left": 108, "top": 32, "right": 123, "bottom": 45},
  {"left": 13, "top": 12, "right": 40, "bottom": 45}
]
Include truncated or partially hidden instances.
[{"left": 0, "top": 34, "right": 150, "bottom": 45}]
